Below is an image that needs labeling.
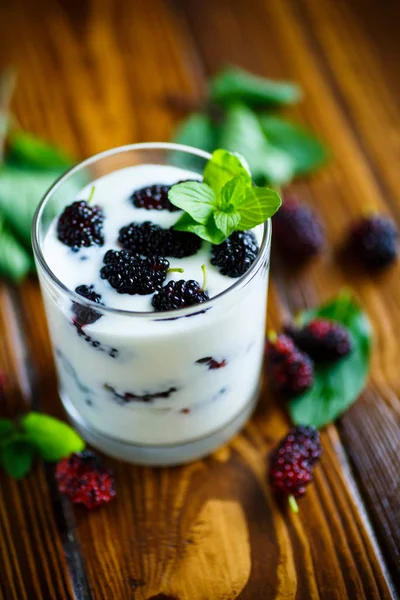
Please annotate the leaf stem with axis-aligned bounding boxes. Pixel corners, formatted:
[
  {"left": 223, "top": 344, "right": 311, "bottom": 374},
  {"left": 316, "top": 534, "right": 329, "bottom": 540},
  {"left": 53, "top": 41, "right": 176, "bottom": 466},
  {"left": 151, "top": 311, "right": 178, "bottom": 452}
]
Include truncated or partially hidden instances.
[
  {"left": 168, "top": 267, "right": 184, "bottom": 274},
  {"left": 333, "top": 288, "right": 352, "bottom": 322},
  {"left": 201, "top": 264, "right": 207, "bottom": 291},
  {"left": 288, "top": 495, "right": 299, "bottom": 513},
  {"left": 87, "top": 185, "right": 96, "bottom": 204}
]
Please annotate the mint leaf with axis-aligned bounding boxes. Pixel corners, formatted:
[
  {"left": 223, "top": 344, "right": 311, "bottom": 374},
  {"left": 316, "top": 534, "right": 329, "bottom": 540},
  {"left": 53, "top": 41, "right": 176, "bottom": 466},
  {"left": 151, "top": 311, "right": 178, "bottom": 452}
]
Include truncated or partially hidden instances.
[
  {"left": 212, "top": 176, "right": 248, "bottom": 237},
  {"left": 214, "top": 176, "right": 281, "bottom": 235},
  {"left": 0, "top": 165, "right": 80, "bottom": 247},
  {"left": 1, "top": 434, "right": 36, "bottom": 479},
  {"left": 288, "top": 294, "right": 372, "bottom": 429},
  {"left": 259, "top": 115, "right": 328, "bottom": 176},
  {"left": 219, "top": 175, "right": 249, "bottom": 209},
  {"left": 214, "top": 210, "right": 241, "bottom": 237},
  {"left": 219, "top": 104, "right": 294, "bottom": 185},
  {"left": 172, "top": 148, "right": 282, "bottom": 242},
  {"left": 173, "top": 113, "right": 218, "bottom": 154},
  {"left": 209, "top": 67, "right": 302, "bottom": 107},
  {"left": 169, "top": 181, "right": 216, "bottom": 224},
  {"left": 0, "top": 215, "right": 32, "bottom": 281},
  {"left": 0, "top": 419, "right": 14, "bottom": 443},
  {"left": 21, "top": 412, "right": 85, "bottom": 461},
  {"left": 203, "top": 149, "right": 251, "bottom": 196},
  {"left": 7, "top": 130, "right": 73, "bottom": 170},
  {"left": 235, "top": 186, "right": 282, "bottom": 230},
  {"left": 174, "top": 212, "right": 225, "bottom": 244}
]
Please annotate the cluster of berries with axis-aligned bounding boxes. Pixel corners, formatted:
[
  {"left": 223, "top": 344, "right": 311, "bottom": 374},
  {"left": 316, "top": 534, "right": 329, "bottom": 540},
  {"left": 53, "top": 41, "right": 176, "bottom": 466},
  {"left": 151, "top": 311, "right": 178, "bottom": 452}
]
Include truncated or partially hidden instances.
[
  {"left": 273, "top": 195, "right": 398, "bottom": 269},
  {"left": 56, "top": 426, "right": 323, "bottom": 512},
  {"left": 57, "top": 183, "right": 260, "bottom": 316},
  {"left": 268, "top": 425, "right": 322, "bottom": 511},
  {"left": 266, "top": 318, "right": 352, "bottom": 396},
  {"left": 56, "top": 450, "right": 115, "bottom": 510}
]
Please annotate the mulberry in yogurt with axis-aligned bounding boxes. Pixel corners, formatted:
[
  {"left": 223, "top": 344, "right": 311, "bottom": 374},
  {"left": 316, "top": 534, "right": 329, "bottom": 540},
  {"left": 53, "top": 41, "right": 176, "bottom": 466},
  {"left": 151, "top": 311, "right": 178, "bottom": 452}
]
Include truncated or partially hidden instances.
[{"left": 33, "top": 144, "right": 279, "bottom": 465}]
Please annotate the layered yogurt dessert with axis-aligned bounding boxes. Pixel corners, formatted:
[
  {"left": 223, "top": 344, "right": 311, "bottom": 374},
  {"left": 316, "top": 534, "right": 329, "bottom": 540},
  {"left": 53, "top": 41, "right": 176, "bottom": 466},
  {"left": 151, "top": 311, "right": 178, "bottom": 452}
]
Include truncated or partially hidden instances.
[{"left": 33, "top": 145, "right": 279, "bottom": 464}]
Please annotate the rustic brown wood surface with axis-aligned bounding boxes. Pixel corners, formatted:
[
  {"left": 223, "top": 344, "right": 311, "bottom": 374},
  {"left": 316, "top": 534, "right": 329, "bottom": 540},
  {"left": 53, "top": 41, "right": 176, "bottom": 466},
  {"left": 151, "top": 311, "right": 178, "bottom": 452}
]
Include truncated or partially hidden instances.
[{"left": 0, "top": 0, "right": 399, "bottom": 598}]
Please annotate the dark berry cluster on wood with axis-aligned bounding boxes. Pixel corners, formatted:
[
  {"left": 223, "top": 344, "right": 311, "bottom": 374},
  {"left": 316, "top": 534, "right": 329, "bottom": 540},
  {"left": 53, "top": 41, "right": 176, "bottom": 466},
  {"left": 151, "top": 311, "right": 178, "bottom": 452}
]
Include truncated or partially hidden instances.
[
  {"left": 285, "top": 319, "right": 352, "bottom": 362},
  {"left": 348, "top": 215, "right": 398, "bottom": 269},
  {"left": 269, "top": 426, "right": 322, "bottom": 500},
  {"left": 56, "top": 450, "right": 115, "bottom": 510},
  {"left": 265, "top": 334, "right": 314, "bottom": 396},
  {"left": 272, "top": 196, "right": 325, "bottom": 263}
]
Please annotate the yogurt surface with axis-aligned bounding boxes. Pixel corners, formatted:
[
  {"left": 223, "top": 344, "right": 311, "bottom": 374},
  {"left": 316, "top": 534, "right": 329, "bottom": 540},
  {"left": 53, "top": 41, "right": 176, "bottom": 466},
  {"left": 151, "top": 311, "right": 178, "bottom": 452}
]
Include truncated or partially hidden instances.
[{"left": 44, "top": 164, "right": 262, "bottom": 313}]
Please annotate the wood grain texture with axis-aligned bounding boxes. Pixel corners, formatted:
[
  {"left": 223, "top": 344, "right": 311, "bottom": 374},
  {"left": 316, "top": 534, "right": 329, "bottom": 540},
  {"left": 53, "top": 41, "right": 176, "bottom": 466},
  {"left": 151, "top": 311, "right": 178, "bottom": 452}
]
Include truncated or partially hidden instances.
[
  {"left": 179, "top": 0, "right": 400, "bottom": 588},
  {"left": 0, "top": 0, "right": 399, "bottom": 598},
  {"left": 0, "top": 285, "right": 77, "bottom": 600}
]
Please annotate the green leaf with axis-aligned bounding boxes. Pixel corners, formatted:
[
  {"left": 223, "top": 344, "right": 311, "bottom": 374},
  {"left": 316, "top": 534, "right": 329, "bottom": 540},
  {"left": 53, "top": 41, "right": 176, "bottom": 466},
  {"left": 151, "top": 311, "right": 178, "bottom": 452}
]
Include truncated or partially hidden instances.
[
  {"left": 21, "top": 412, "right": 85, "bottom": 461},
  {"left": 174, "top": 212, "right": 226, "bottom": 244},
  {"left": 235, "top": 186, "right": 282, "bottom": 230},
  {"left": 0, "top": 419, "right": 14, "bottom": 443},
  {"left": 7, "top": 130, "right": 73, "bottom": 170},
  {"left": 172, "top": 148, "right": 283, "bottom": 241},
  {"left": 171, "top": 113, "right": 218, "bottom": 170},
  {"left": 219, "top": 175, "right": 248, "bottom": 209},
  {"left": 219, "top": 104, "right": 294, "bottom": 185},
  {"left": 214, "top": 210, "right": 241, "bottom": 237},
  {"left": 259, "top": 115, "right": 329, "bottom": 176},
  {"left": 173, "top": 112, "right": 218, "bottom": 153},
  {"left": 212, "top": 176, "right": 247, "bottom": 237},
  {"left": 0, "top": 215, "right": 32, "bottom": 281},
  {"left": 0, "top": 165, "right": 79, "bottom": 247},
  {"left": 168, "top": 181, "right": 217, "bottom": 224},
  {"left": 288, "top": 294, "right": 372, "bottom": 429},
  {"left": 209, "top": 67, "right": 302, "bottom": 107},
  {"left": 203, "top": 149, "right": 251, "bottom": 196},
  {"left": 1, "top": 434, "right": 36, "bottom": 479}
]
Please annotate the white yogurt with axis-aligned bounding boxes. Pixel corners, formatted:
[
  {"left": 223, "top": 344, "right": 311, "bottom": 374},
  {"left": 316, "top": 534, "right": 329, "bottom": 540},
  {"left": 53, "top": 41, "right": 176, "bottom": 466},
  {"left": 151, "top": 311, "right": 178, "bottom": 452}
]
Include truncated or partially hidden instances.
[{"left": 39, "top": 164, "right": 270, "bottom": 464}]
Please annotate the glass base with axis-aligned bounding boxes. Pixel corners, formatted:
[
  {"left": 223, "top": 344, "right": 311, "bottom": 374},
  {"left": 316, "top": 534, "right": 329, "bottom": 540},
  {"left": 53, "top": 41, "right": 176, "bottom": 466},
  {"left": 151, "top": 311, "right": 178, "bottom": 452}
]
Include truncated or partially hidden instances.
[{"left": 60, "top": 388, "right": 260, "bottom": 466}]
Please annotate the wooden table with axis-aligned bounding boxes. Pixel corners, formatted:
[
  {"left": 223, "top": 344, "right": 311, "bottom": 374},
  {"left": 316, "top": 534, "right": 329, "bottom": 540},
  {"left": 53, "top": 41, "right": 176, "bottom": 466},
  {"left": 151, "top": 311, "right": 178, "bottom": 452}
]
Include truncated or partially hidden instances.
[{"left": 0, "top": 0, "right": 399, "bottom": 598}]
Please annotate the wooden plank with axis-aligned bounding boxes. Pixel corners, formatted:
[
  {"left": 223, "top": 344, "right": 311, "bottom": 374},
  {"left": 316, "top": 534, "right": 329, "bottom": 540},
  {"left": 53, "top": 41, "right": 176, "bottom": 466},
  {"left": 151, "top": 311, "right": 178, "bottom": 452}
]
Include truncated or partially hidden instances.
[
  {"left": 180, "top": 1, "right": 400, "bottom": 592},
  {"left": 0, "top": 0, "right": 397, "bottom": 598},
  {"left": 284, "top": 0, "right": 400, "bottom": 584},
  {"left": 180, "top": 0, "right": 400, "bottom": 591},
  {"left": 0, "top": 285, "right": 79, "bottom": 600}
]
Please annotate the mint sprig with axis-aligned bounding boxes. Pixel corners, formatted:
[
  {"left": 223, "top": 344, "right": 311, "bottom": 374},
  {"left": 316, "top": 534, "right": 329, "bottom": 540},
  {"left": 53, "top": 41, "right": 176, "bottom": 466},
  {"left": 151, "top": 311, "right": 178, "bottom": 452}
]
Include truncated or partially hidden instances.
[
  {"left": 0, "top": 411, "right": 86, "bottom": 479},
  {"left": 1, "top": 433, "right": 35, "bottom": 479},
  {"left": 0, "top": 418, "right": 14, "bottom": 441},
  {"left": 21, "top": 412, "right": 85, "bottom": 461},
  {"left": 209, "top": 66, "right": 302, "bottom": 107},
  {"left": 172, "top": 66, "right": 329, "bottom": 185},
  {"left": 169, "top": 149, "right": 281, "bottom": 243}
]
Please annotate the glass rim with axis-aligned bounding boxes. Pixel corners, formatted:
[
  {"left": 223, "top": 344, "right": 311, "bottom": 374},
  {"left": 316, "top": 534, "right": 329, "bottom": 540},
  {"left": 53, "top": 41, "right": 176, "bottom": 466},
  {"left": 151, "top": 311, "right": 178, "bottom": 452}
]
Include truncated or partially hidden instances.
[{"left": 32, "top": 142, "right": 272, "bottom": 320}]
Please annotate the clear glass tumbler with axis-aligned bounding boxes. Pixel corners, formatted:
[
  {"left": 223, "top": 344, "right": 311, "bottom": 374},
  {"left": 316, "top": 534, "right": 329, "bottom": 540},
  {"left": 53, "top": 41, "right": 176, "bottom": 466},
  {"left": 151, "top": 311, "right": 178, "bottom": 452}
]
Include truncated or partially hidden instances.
[{"left": 32, "top": 143, "right": 271, "bottom": 465}]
